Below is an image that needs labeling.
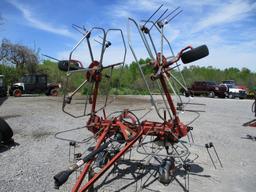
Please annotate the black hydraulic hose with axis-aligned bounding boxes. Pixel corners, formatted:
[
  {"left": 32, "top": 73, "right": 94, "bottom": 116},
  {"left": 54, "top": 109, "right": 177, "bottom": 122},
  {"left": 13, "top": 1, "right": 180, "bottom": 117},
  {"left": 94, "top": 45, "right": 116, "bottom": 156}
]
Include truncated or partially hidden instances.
[{"left": 53, "top": 141, "right": 110, "bottom": 189}]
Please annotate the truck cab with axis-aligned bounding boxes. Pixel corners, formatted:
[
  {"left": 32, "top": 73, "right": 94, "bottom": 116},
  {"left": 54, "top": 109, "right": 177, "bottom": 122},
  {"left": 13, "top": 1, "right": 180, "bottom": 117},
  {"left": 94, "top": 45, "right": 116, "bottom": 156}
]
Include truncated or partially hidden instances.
[
  {"left": 221, "top": 80, "right": 247, "bottom": 99},
  {"left": 184, "top": 81, "right": 228, "bottom": 98},
  {"left": 9, "top": 74, "right": 59, "bottom": 97}
]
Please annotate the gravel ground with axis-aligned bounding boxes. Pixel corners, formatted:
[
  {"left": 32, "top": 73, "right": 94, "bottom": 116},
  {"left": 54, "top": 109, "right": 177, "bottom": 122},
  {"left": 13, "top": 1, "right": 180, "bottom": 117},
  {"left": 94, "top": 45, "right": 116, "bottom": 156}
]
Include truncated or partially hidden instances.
[{"left": 0, "top": 95, "right": 256, "bottom": 192}]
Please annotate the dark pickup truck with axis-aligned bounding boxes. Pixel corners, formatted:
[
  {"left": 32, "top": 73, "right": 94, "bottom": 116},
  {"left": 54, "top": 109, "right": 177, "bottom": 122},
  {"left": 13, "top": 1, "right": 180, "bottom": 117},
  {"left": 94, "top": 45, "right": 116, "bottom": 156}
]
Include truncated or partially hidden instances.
[
  {"left": 9, "top": 74, "right": 60, "bottom": 97},
  {"left": 181, "top": 81, "right": 228, "bottom": 98}
]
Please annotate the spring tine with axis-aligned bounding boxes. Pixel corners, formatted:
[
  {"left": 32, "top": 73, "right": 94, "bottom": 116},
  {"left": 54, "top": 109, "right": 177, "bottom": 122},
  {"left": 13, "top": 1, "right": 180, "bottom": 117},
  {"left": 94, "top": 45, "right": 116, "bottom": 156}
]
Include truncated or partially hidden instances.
[
  {"left": 206, "top": 147, "right": 216, "bottom": 169},
  {"left": 143, "top": 4, "right": 164, "bottom": 27},
  {"left": 212, "top": 144, "right": 223, "bottom": 168},
  {"left": 72, "top": 24, "right": 86, "bottom": 34},
  {"left": 98, "top": 35, "right": 104, "bottom": 40},
  {"left": 69, "top": 145, "right": 71, "bottom": 162},
  {"left": 184, "top": 173, "right": 187, "bottom": 190},
  {"left": 161, "top": 6, "right": 180, "bottom": 22},
  {"left": 187, "top": 134, "right": 191, "bottom": 146},
  {"left": 42, "top": 54, "right": 60, "bottom": 61},
  {"left": 98, "top": 35, "right": 111, "bottom": 47},
  {"left": 190, "top": 131, "right": 194, "bottom": 143},
  {"left": 187, "top": 171, "right": 190, "bottom": 192},
  {"left": 166, "top": 10, "right": 183, "bottom": 24},
  {"left": 149, "top": 8, "right": 169, "bottom": 31},
  {"left": 94, "top": 39, "right": 103, "bottom": 45}
]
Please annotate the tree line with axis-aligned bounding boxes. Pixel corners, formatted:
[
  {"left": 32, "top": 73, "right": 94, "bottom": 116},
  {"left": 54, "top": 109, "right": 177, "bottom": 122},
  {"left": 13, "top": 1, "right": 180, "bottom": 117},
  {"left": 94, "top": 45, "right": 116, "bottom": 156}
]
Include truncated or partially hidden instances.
[{"left": 0, "top": 39, "right": 255, "bottom": 94}]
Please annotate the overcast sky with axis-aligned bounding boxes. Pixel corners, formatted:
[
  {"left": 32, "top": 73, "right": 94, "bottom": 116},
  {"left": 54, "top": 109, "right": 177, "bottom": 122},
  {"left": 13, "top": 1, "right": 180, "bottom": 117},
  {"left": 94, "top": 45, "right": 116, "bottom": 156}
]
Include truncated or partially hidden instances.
[{"left": 0, "top": 0, "right": 256, "bottom": 71}]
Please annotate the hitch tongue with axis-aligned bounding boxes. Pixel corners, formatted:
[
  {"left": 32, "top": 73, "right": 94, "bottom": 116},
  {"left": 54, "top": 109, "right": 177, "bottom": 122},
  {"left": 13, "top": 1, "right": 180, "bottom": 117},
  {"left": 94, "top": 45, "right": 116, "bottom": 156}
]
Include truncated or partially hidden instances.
[{"left": 53, "top": 141, "right": 110, "bottom": 189}]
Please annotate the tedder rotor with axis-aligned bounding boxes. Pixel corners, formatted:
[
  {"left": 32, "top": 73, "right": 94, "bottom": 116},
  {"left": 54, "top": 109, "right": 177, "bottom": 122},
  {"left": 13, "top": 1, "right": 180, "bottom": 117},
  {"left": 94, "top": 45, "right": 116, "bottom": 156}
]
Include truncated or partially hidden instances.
[{"left": 53, "top": 5, "right": 222, "bottom": 192}]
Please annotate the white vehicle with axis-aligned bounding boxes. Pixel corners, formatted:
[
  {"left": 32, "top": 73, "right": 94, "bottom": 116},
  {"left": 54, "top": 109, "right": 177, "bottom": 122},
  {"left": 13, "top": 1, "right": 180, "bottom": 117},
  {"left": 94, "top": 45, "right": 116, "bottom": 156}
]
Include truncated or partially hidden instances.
[{"left": 222, "top": 80, "right": 247, "bottom": 99}]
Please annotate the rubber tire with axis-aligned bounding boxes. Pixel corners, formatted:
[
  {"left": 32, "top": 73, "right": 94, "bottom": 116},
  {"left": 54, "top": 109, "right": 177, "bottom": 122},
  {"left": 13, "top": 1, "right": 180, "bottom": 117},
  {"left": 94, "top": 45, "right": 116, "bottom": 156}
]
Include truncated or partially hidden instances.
[
  {"left": 208, "top": 91, "right": 215, "bottom": 98},
  {"left": 181, "top": 45, "right": 209, "bottom": 64},
  {"left": 50, "top": 89, "right": 58, "bottom": 96},
  {"left": 13, "top": 89, "right": 22, "bottom": 97},
  {"left": 228, "top": 94, "right": 234, "bottom": 99},
  {"left": 0, "top": 117, "right": 13, "bottom": 142}
]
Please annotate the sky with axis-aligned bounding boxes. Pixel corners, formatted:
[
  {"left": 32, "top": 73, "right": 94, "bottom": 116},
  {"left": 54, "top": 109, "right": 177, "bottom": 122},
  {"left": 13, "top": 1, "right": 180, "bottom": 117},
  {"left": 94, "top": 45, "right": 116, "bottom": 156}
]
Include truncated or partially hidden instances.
[{"left": 0, "top": 0, "right": 256, "bottom": 71}]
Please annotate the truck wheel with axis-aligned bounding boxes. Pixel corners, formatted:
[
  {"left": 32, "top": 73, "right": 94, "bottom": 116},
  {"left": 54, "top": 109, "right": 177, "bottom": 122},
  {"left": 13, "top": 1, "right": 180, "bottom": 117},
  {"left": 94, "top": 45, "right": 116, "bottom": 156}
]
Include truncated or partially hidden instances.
[
  {"left": 50, "top": 89, "right": 58, "bottom": 96},
  {"left": 208, "top": 91, "right": 215, "bottom": 98},
  {"left": 13, "top": 89, "right": 22, "bottom": 97},
  {"left": 228, "top": 94, "right": 234, "bottom": 99},
  {"left": 0, "top": 117, "right": 13, "bottom": 142}
]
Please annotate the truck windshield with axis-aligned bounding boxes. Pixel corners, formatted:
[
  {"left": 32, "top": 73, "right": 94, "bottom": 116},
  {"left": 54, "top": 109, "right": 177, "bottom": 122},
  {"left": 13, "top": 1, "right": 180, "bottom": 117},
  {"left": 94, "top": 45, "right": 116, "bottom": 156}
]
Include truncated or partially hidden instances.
[
  {"left": 223, "top": 80, "right": 235, "bottom": 85},
  {"left": 207, "top": 81, "right": 217, "bottom": 85},
  {"left": 226, "top": 84, "right": 235, "bottom": 88}
]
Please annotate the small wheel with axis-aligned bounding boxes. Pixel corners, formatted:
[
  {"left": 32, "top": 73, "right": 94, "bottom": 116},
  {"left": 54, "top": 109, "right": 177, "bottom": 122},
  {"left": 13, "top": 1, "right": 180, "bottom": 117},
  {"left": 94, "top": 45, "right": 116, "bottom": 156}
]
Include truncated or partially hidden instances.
[
  {"left": 50, "top": 89, "right": 58, "bottom": 96},
  {"left": 13, "top": 89, "right": 22, "bottom": 97},
  {"left": 208, "top": 91, "right": 215, "bottom": 98},
  {"left": 159, "top": 158, "right": 176, "bottom": 185},
  {"left": 0, "top": 117, "right": 13, "bottom": 142},
  {"left": 228, "top": 94, "right": 234, "bottom": 99}
]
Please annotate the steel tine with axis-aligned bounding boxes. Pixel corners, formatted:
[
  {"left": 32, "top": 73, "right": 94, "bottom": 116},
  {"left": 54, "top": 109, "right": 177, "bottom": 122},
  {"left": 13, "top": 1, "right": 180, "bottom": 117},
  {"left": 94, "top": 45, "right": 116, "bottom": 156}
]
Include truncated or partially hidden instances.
[
  {"left": 166, "top": 10, "right": 183, "bottom": 24},
  {"left": 98, "top": 35, "right": 104, "bottom": 40},
  {"left": 187, "top": 170, "right": 190, "bottom": 192},
  {"left": 187, "top": 134, "right": 191, "bottom": 146},
  {"left": 42, "top": 54, "right": 60, "bottom": 61},
  {"left": 206, "top": 145, "right": 217, "bottom": 169},
  {"left": 72, "top": 24, "right": 86, "bottom": 34},
  {"left": 143, "top": 4, "right": 164, "bottom": 27},
  {"left": 149, "top": 8, "right": 169, "bottom": 31},
  {"left": 190, "top": 131, "right": 194, "bottom": 143},
  {"left": 211, "top": 143, "right": 223, "bottom": 168},
  {"left": 94, "top": 38, "right": 103, "bottom": 45},
  {"left": 161, "top": 6, "right": 180, "bottom": 21},
  {"left": 98, "top": 35, "right": 111, "bottom": 47},
  {"left": 73, "top": 24, "right": 85, "bottom": 31}
]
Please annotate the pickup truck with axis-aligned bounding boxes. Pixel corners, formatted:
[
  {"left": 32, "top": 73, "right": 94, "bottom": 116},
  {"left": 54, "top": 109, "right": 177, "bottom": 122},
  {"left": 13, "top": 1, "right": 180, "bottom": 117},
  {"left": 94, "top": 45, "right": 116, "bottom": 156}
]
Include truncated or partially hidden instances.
[
  {"left": 221, "top": 80, "right": 247, "bottom": 99},
  {"left": 181, "top": 81, "right": 228, "bottom": 98},
  {"left": 9, "top": 74, "right": 60, "bottom": 97}
]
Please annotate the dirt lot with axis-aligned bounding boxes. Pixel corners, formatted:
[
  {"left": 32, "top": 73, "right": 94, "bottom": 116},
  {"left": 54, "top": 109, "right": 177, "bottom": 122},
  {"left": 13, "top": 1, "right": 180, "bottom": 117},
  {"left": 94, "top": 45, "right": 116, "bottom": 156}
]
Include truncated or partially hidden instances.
[{"left": 0, "top": 95, "right": 256, "bottom": 192}]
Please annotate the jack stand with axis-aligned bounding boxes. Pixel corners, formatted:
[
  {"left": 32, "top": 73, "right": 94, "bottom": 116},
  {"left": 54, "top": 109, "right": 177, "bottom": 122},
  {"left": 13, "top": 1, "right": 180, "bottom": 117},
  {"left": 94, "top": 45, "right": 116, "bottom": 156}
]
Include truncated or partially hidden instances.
[
  {"left": 183, "top": 164, "right": 190, "bottom": 192},
  {"left": 88, "top": 168, "right": 95, "bottom": 192},
  {"left": 69, "top": 141, "right": 82, "bottom": 162},
  {"left": 205, "top": 142, "right": 223, "bottom": 169}
]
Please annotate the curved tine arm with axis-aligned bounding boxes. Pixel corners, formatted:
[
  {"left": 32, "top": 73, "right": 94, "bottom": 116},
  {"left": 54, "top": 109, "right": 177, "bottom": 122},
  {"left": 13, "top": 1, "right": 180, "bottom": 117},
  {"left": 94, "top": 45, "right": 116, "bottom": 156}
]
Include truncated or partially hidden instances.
[
  {"left": 90, "top": 27, "right": 106, "bottom": 66},
  {"left": 101, "top": 29, "right": 127, "bottom": 110},
  {"left": 128, "top": 17, "right": 155, "bottom": 60},
  {"left": 67, "top": 65, "right": 100, "bottom": 75},
  {"left": 106, "top": 28, "right": 127, "bottom": 67},
  {"left": 68, "top": 31, "right": 89, "bottom": 63},
  {"left": 141, "top": 20, "right": 175, "bottom": 56},
  {"left": 72, "top": 24, "right": 86, "bottom": 35},
  {"left": 128, "top": 18, "right": 165, "bottom": 121}
]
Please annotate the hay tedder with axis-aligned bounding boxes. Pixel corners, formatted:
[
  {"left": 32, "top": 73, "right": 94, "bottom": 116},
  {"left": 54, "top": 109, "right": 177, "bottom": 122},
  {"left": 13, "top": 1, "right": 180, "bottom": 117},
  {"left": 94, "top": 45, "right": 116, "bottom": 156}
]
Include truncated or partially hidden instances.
[{"left": 53, "top": 5, "right": 222, "bottom": 192}]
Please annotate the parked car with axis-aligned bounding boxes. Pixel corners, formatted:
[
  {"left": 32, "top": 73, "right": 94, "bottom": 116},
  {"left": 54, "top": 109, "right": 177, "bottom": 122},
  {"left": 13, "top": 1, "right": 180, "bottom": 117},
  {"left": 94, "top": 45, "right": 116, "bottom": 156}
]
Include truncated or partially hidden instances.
[
  {"left": 181, "top": 81, "right": 228, "bottom": 98},
  {"left": 0, "top": 75, "right": 7, "bottom": 97},
  {"left": 9, "top": 74, "right": 60, "bottom": 97},
  {"left": 221, "top": 80, "right": 247, "bottom": 99}
]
